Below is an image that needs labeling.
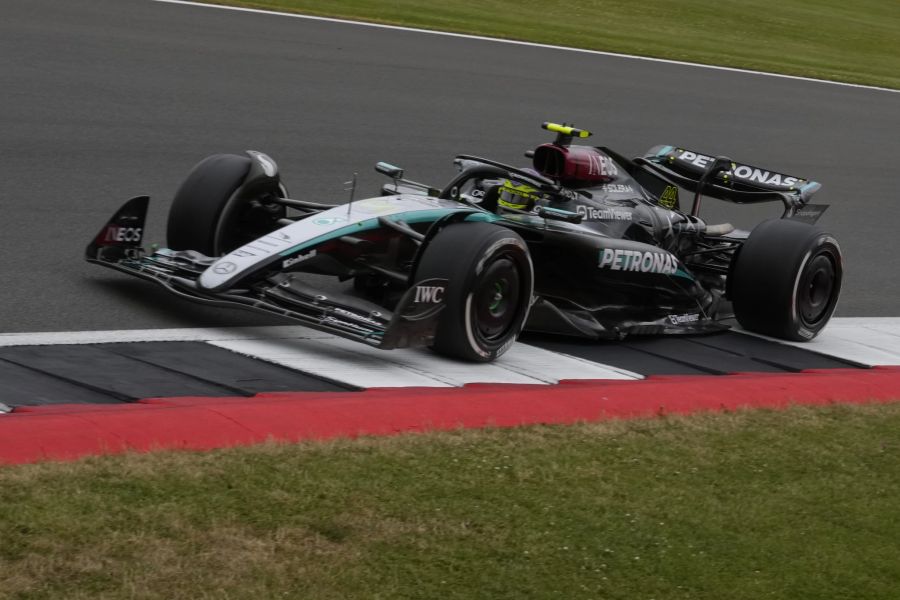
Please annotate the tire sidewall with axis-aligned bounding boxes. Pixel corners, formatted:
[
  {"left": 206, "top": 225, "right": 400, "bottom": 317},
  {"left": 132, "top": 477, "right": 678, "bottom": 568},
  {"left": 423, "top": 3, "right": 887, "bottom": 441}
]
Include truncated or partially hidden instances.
[
  {"left": 459, "top": 235, "right": 533, "bottom": 360},
  {"left": 789, "top": 234, "right": 842, "bottom": 339},
  {"left": 730, "top": 219, "right": 842, "bottom": 340},
  {"left": 167, "top": 154, "right": 251, "bottom": 255},
  {"left": 167, "top": 153, "right": 285, "bottom": 256},
  {"left": 418, "top": 223, "right": 534, "bottom": 361}
]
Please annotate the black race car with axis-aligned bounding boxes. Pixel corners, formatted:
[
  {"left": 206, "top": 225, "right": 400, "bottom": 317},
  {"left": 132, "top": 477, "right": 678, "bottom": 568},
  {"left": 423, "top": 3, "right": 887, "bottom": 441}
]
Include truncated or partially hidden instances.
[{"left": 86, "top": 122, "right": 842, "bottom": 362}]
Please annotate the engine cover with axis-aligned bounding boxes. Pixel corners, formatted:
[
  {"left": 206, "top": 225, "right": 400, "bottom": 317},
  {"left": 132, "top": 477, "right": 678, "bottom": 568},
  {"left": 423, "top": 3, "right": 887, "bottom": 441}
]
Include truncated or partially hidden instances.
[{"left": 533, "top": 144, "right": 619, "bottom": 186}]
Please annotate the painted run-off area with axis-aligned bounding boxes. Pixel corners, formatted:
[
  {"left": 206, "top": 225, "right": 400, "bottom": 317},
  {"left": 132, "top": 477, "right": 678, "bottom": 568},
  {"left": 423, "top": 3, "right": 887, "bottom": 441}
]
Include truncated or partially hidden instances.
[{"left": 3, "top": 366, "right": 900, "bottom": 464}]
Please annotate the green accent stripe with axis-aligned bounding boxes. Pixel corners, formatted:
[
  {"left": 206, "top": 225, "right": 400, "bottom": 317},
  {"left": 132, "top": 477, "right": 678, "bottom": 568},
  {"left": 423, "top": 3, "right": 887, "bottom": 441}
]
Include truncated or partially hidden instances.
[{"left": 278, "top": 207, "right": 488, "bottom": 257}]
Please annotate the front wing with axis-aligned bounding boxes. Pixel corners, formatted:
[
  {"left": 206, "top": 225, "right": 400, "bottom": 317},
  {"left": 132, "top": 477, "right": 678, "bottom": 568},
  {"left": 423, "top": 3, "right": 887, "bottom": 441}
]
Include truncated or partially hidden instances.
[{"left": 85, "top": 196, "right": 448, "bottom": 350}]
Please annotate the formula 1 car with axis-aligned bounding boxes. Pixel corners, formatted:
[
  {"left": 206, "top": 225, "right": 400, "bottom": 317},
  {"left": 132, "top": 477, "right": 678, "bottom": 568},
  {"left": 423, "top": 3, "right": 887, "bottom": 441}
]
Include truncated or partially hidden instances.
[{"left": 86, "top": 122, "right": 842, "bottom": 362}]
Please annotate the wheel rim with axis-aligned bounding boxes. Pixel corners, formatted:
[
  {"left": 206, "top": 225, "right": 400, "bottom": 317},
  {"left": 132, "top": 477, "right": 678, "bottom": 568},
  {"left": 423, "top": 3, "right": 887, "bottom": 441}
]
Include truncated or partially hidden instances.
[
  {"left": 472, "top": 256, "right": 521, "bottom": 342},
  {"left": 798, "top": 252, "right": 836, "bottom": 326}
]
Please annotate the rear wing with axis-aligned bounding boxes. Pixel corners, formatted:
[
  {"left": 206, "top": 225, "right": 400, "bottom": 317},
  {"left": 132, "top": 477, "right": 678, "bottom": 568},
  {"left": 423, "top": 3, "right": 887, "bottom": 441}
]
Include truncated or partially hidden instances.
[{"left": 628, "top": 145, "right": 826, "bottom": 222}]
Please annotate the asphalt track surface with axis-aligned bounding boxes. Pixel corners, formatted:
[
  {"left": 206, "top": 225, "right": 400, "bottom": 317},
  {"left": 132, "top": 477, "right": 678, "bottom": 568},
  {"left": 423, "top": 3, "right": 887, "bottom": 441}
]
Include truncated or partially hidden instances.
[{"left": 2, "top": 0, "right": 898, "bottom": 335}]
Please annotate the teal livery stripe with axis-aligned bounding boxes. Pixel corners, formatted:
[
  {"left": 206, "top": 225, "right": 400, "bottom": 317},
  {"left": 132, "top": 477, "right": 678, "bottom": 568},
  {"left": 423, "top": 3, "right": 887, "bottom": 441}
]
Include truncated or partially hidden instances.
[{"left": 278, "top": 209, "right": 496, "bottom": 257}]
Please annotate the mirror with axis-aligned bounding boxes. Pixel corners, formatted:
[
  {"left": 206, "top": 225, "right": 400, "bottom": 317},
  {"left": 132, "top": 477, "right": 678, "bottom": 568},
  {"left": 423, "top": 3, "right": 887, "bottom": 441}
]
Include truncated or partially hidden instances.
[{"left": 375, "top": 162, "right": 404, "bottom": 179}]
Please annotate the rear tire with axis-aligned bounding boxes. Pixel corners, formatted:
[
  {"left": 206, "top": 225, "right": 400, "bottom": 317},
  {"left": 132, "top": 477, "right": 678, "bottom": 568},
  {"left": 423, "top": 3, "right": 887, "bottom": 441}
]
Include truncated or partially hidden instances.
[
  {"left": 416, "top": 222, "right": 534, "bottom": 361},
  {"left": 730, "top": 219, "right": 842, "bottom": 341},
  {"left": 167, "top": 154, "right": 286, "bottom": 256}
]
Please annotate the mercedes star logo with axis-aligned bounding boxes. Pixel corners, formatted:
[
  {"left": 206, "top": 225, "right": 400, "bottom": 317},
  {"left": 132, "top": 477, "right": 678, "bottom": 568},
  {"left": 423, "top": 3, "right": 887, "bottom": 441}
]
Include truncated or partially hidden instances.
[{"left": 212, "top": 261, "right": 237, "bottom": 275}]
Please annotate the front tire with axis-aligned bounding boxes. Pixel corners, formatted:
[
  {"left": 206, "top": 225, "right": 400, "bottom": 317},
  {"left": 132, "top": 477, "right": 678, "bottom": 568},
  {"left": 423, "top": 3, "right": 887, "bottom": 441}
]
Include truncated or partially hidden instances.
[
  {"left": 167, "top": 153, "right": 286, "bottom": 256},
  {"left": 416, "top": 222, "right": 534, "bottom": 361},
  {"left": 730, "top": 219, "right": 842, "bottom": 341}
]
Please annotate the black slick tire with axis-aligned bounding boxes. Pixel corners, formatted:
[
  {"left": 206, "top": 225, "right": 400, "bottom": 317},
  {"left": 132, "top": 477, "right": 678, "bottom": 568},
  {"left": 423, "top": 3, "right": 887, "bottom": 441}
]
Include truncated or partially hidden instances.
[
  {"left": 166, "top": 154, "right": 286, "bottom": 256},
  {"left": 729, "top": 218, "right": 842, "bottom": 341},
  {"left": 416, "top": 222, "right": 534, "bottom": 361}
]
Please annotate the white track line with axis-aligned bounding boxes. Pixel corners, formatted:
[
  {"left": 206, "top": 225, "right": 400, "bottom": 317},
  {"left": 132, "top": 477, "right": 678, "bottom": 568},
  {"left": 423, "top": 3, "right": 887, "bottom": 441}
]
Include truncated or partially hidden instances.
[
  {"left": 212, "top": 336, "right": 640, "bottom": 388},
  {"left": 152, "top": 0, "right": 898, "bottom": 95},
  {"left": 0, "top": 326, "right": 328, "bottom": 347}
]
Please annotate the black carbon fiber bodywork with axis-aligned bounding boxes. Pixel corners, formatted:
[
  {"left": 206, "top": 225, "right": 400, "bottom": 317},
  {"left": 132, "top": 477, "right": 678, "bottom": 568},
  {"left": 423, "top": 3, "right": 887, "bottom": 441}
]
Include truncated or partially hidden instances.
[{"left": 86, "top": 131, "right": 833, "bottom": 353}]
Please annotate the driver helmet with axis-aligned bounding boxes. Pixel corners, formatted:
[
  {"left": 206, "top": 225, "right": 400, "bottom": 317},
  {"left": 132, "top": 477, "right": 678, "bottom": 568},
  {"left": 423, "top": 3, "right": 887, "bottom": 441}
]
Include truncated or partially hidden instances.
[{"left": 497, "top": 179, "right": 541, "bottom": 212}]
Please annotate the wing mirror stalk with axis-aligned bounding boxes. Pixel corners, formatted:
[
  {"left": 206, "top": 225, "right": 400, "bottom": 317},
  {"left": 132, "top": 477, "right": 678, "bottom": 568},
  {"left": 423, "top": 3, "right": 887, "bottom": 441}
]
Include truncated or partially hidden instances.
[{"left": 375, "top": 162, "right": 440, "bottom": 196}]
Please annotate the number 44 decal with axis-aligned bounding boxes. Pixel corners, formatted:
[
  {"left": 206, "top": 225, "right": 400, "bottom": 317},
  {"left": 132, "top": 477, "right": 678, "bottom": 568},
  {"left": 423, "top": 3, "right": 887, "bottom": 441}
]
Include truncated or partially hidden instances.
[{"left": 659, "top": 186, "right": 679, "bottom": 209}]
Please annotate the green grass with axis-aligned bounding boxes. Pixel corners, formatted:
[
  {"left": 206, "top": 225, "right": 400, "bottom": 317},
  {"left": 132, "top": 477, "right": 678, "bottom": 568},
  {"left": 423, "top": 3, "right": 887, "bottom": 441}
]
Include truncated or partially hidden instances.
[
  {"left": 205, "top": 0, "right": 900, "bottom": 89},
  {"left": 3, "top": 403, "right": 900, "bottom": 599}
]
